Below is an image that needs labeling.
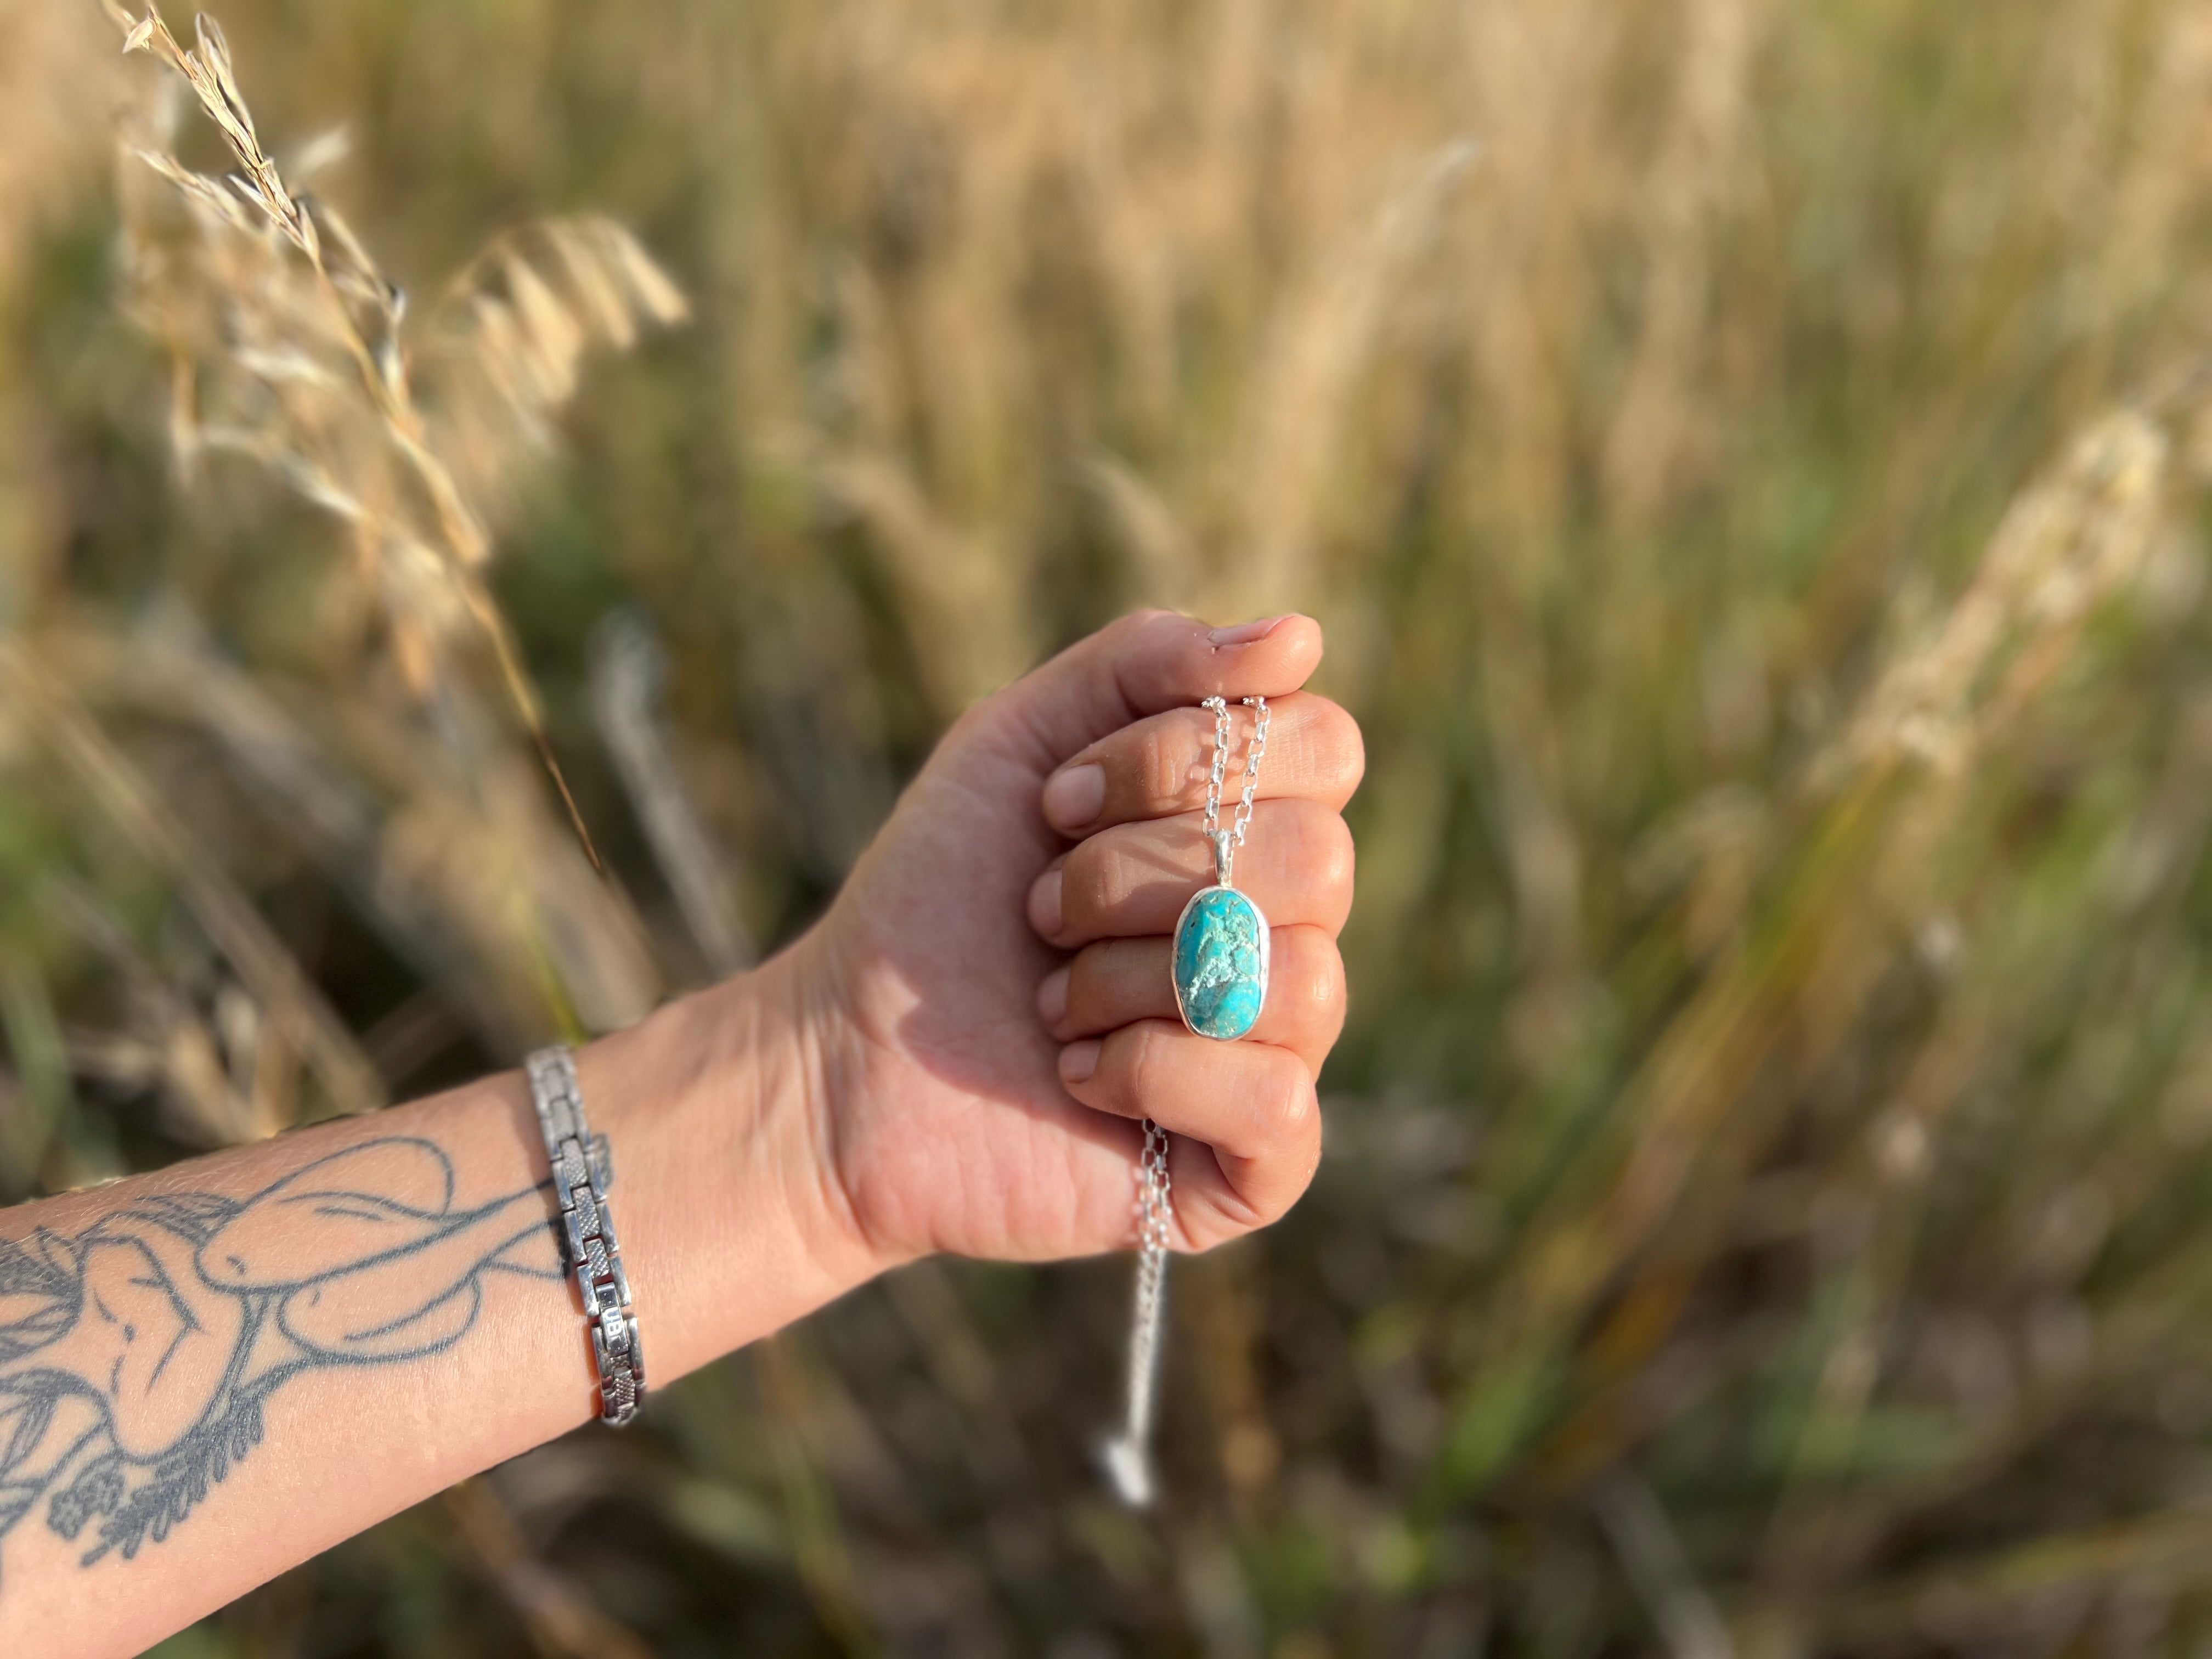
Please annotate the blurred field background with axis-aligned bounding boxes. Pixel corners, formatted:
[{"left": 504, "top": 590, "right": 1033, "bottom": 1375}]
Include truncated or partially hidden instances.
[{"left": 11, "top": 0, "right": 2212, "bottom": 1652}]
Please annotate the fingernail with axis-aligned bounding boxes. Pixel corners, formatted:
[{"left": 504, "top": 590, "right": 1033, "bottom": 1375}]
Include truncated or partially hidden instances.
[
  {"left": 1207, "top": 615, "right": 1289, "bottom": 647},
  {"left": 1027, "top": 868, "right": 1064, "bottom": 936},
  {"left": 1036, "top": 965, "right": 1070, "bottom": 1025},
  {"left": 1059, "top": 1039, "right": 1101, "bottom": 1084},
  {"left": 1042, "top": 764, "right": 1105, "bottom": 832}
]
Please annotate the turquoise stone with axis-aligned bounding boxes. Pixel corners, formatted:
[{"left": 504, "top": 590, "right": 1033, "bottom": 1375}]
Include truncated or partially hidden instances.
[{"left": 1173, "top": 887, "right": 1267, "bottom": 1040}]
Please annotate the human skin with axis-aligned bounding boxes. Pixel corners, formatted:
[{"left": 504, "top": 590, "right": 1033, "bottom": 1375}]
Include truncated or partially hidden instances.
[{"left": 0, "top": 610, "right": 1362, "bottom": 1656}]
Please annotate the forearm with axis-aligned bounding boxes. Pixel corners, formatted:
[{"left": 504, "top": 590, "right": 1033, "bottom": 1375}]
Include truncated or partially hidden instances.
[
  {"left": 0, "top": 960, "right": 872, "bottom": 1659},
  {"left": 0, "top": 607, "right": 1353, "bottom": 1654}
]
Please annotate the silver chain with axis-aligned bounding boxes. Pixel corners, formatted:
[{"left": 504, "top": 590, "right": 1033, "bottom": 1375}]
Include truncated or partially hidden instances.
[
  {"left": 1101, "top": 1116, "right": 1174, "bottom": 1506},
  {"left": 1200, "top": 695, "right": 1269, "bottom": 888},
  {"left": 1102, "top": 695, "right": 1267, "bottom": 1506}
]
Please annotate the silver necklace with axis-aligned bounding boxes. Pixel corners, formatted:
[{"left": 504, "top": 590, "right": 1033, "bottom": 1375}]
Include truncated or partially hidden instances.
[{"left": 1102, "top": 695, "right": 1269, "bottom": 1507}]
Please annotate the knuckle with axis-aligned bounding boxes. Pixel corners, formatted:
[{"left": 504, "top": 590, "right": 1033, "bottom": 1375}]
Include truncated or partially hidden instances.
[
  {"left": 1279, "top": 800, "right": 1356, "bottom": 906},
  {"left": 1312, "top": 698, "right": 1367, "bottom": 794},
  {"left": 1137, "top": 720, "right": 1197, "bottom": 810},
  {"left": 1268, "top": 928, "right": 1337, "bottom": 1032},
  {"left": 1123, "top": 1022, "right": 1170, "bottom": 1105},
  {"left": 1066, "top": 944, "right": 1104, "bottom": 1009},
  {"left": 1318, "top": 812, "right": 1356, "bottom": 894},
  {"left": 1282, "top": 927, "right": 1331, "bottom": 996},
  {"left": 1294, "top": 934, "right": 1347, "bottom": 1028},
  {"left": 1060, "top": 844, "right": 1113, "bottom": 929},
  {"left": 1259, "top": 1054, "right": 1318, "bottom": 1143},
  {"left": 1267, "top": 1159, "right": 1320, "bottom": 1229},
  {"left": 1116, "top": 607, "right": 1185, "bottom": 651}
]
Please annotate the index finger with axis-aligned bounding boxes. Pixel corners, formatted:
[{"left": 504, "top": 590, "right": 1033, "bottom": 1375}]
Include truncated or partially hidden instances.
[
  {"left": 1039, "top": 691, "right": 1364, "bottom": 836},
  {"left": 997, "top": 610, "right": 1325, "bottom": 766}
]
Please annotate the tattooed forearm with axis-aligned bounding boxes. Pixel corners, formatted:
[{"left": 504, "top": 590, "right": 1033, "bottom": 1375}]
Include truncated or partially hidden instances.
[{"left": 0, "top": 1138, "right": 561, "bottom": 1582}]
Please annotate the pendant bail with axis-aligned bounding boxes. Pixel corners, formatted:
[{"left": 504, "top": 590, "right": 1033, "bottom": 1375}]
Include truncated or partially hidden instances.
[{"left": 1211, "top": 828, "right": 1234, "bottom": 888}]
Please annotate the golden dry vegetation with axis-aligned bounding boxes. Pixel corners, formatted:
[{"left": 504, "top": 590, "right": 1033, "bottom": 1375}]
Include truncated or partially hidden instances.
[{"left": 9, "top": 1, "right": 2212, "bottom": 1654}]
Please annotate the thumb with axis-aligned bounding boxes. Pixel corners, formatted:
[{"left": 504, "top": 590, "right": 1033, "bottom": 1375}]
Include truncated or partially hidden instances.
[{"left": 991, "top": 610, "right": 1325, "bottom": 767}]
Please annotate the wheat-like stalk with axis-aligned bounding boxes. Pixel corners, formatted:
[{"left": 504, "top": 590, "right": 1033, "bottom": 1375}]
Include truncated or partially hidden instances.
[
  {"left": 107, "top": 4, "right": 686, "bottom": 873},
  {"left": 16, "top": 0, "right": 2212, "bottom": 1647}
]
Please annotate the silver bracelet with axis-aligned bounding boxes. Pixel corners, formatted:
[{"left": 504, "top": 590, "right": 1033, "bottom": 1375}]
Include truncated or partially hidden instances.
[{"left": 526, "top": 1045, "right": 645, "bottom": 1426}]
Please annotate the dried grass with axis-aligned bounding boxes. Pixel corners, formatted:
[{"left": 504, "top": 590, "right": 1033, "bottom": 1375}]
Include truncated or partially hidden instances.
[
  {"left": 11, "top": 0, "right": 2212, "bottom": 1654},
  {"left": 110, "top": 3, "right": 686, "bottom": 877}
]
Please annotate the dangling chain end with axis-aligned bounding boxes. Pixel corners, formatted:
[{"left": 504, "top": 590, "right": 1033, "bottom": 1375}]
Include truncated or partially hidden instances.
[
  {"left": 1103, "top": 1117, "right": 1173, "bottom": 1508},
  {"left": 1101, "top": 1433, "right": 1157, "bottom": 1508}
]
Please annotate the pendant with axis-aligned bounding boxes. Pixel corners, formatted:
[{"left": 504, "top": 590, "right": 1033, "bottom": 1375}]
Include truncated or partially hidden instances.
[{"left": 1172, "top": 885, "right": 1269, "bottom": 1041}]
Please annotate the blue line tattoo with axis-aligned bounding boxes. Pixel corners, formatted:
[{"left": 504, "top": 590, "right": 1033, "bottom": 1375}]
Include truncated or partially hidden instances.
[{"left": 0, "top": 1137, "right": 563, "bottom": 1581}]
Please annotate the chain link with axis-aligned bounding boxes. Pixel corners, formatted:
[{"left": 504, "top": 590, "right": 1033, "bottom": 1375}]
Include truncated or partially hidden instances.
[{"left": 1199, "top": 694, "right": 1269, "bottom": 887}]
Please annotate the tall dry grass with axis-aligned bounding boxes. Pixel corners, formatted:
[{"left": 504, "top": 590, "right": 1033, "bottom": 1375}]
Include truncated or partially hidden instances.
[{"left": 9, "top": 1, "right": 2212, "bottom": 1654}]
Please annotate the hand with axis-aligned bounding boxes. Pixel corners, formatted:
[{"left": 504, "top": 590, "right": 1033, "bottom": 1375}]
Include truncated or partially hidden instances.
[{"left": 772, "top": 610, "right": 1363, "bottom": 1271}]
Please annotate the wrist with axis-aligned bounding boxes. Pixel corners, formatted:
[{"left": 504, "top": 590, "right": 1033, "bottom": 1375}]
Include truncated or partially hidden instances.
[{"left": 571, "top": 951, "right": 887, "bottom": 1384}]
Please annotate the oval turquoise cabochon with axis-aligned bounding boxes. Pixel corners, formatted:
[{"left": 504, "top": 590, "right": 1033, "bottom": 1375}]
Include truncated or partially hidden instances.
[{"left": 1172, "top": 886, "right": 1269, "bottom": 1041}]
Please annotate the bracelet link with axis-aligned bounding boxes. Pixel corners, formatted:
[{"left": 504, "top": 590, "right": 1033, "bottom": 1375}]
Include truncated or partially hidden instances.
[
  {"left": 527, "top": 1045, "right": 645, "bottom": 1427},
  {"left": 554, "top": 1136, "right": 591, "bottom": 1198}
]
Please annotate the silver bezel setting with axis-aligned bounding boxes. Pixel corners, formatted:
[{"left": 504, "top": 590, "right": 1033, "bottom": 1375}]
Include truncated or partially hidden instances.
[{"left": 1171, "top": 884, "right": 1271, "bottom": 1041}]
